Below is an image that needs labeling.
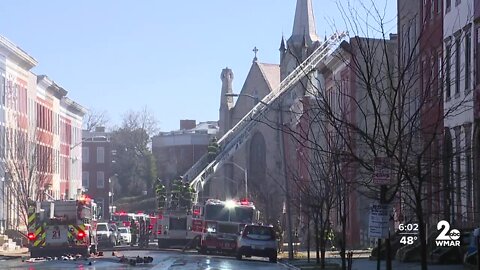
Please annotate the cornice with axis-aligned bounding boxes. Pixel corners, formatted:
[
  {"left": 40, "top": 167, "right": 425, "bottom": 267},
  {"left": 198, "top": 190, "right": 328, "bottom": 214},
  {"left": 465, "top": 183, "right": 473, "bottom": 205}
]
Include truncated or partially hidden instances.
[{"left": 0, "top": 35, "right": 37, "bottom": 70}]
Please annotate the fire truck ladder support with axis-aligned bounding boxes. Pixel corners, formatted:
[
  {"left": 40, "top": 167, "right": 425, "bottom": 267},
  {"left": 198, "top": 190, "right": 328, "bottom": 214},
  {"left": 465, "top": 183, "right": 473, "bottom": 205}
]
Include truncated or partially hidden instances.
[{"left": 183, "top": 31, "right": 347, "bottom": 200}]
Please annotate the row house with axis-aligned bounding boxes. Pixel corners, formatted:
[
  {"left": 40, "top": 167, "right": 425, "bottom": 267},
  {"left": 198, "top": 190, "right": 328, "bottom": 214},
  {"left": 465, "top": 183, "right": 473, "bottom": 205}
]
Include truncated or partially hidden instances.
[
  {"left": 316, "top": 36, "right": 398, "bottom": 248},
  {"left": 0, "top": 35, "right": 86, "bottom": 232},
  {"left": 443, "top": 0, "right": 476, "bottom": 227}
]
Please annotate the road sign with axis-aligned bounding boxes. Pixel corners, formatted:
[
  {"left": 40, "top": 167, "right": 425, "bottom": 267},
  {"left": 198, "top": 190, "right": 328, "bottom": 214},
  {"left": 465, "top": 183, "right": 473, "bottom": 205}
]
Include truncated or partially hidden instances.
[
  {"left": 368, "top": 203, "right": 390, "bottom": 239},
  {"left": 373, "top": 157, "right": 391, "bottom": 185}
]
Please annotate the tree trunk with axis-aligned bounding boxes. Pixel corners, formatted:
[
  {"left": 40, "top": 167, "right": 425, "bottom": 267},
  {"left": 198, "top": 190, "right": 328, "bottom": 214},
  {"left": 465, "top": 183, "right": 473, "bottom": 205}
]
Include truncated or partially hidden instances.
[
  {"left": 307, "top": 215, "right": 311, "bottom": 263},
  {"left": 341, "top": 212, "right": 347, "bottom": 270},
  {"left": 417, "top": 198, "right": 428, "bottom": 270},
  {"left": 314, "top": 216, "right": 320, "bottom": 264}
]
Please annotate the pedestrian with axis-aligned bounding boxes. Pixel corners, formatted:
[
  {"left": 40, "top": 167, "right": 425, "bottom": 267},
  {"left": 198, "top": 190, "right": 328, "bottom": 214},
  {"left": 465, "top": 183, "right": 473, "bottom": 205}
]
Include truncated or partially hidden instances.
[{"left": 274, "top": 220, "right": 284, "bottom": 253}]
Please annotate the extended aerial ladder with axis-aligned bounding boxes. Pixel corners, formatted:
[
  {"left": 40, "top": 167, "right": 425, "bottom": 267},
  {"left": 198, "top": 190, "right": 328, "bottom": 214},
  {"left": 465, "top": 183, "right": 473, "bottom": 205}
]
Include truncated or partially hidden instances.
[{"left": 183, "top": 31, "right": 347, "bottom": 200}]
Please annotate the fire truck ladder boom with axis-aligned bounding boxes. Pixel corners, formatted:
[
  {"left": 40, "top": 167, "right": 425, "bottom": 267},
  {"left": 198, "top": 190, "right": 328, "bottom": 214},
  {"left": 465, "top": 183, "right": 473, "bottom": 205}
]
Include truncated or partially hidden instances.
[{"left": 183, "top": 31, "right": 347, "bottom": 198}]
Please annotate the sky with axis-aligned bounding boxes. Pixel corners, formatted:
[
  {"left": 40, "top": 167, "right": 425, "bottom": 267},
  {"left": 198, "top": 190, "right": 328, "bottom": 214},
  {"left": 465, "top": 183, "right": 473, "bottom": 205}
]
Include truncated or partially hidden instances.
[{"left": 0, "top": 0, "right": 396, "bottom": 132}]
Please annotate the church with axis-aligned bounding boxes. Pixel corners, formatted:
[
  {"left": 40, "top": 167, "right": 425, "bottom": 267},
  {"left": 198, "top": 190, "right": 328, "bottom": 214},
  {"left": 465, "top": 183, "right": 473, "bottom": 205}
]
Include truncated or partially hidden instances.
[{"left": 210, "top": 0, "right": 328, "bottom": 240}]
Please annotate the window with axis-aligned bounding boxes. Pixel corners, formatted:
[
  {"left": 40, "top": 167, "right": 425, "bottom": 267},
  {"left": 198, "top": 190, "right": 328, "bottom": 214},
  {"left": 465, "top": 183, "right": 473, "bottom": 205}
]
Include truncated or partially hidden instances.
[
  {"left": 446, "top": 0, "right": 451, "bottom": 11},
  {"left": 0, "top": 74, "right": 4, "bottom": 106},
  {"left": 97, "top": 171, "right": 105, "bottom": 189},
  {"left": 430, "top": 0, "right": 435, "bottom": 20},
  {"left": 82, "top": 171, "right": 89, "bottom": 188},
  {"left": 465, "top": 30, "right": 471, "bottom": 91},
  {"left": 438, "top": 52, "right": 443, "bottom": 96},
  {"left": 446, "top": 43, "right": 452, "bottom": 98},
  {"left": 455, "top": 36, "right": 461, "bottom": 95},
  {"left": 82, "top": 147, "right": 89, "bottom": 163},
  {"left": 96, "top": 146, "right": 105, "bottom": 163},
  {"left": 477, "top": 27, "right": 480, "bottom": 86}
]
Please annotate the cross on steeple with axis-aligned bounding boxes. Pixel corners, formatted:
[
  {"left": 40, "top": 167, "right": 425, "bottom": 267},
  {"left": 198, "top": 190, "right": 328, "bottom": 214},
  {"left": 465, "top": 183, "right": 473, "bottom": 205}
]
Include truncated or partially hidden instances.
[{"left": 253, "top": 46, "right": 259, "bottom": 62}]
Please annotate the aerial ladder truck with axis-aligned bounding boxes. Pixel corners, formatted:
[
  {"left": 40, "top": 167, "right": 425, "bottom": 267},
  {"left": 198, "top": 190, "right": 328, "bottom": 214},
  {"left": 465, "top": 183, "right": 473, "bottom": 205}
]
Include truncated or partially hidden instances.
[{"left": 155, "top": 31, "right": 347, "bottom": 249}]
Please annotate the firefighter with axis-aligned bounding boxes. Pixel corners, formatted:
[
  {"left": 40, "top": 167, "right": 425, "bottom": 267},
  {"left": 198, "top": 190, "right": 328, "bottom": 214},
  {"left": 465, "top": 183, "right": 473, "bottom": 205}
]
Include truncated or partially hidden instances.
[
  {"left": 139, "top": 217, "right": 146, "bottom": 248},
  {"left": 130, "top": 219, "right": 138, "bottom": 246},
  {"left": 145, "top": 219, "right": 151, "bottom": 244}
]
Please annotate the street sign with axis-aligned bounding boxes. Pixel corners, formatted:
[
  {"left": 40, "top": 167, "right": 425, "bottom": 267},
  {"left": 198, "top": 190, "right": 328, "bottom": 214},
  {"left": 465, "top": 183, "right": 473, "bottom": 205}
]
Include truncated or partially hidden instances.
[
  {"left": 368, "top": 203, "right": 390, "bottom": 239},
  {"left": 373, "top": 157, "right": 391, "bottom": 185}
]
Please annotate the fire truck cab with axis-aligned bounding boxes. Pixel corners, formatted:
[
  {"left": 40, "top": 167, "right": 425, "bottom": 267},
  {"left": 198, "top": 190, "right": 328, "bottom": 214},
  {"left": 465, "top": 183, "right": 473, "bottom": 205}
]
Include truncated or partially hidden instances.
[
  {"left": 27, "top": 196, "right": 98, "bottom": 257},
  {"left": 199, "top": 199, "right": 256, "bottom": 254}
]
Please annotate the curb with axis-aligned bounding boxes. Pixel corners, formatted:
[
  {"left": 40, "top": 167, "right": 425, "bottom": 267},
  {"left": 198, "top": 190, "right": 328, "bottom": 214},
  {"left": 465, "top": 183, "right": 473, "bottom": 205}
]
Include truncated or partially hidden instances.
[{"left": 279, "top": 260, "right": 301, "bottom": 270}]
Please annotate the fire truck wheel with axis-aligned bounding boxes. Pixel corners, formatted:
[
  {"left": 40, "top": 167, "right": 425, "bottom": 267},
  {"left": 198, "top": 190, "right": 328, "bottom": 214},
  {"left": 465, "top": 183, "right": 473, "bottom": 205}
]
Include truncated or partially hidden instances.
[{"left": 30, "top": 250, "right": 41, "bottom": 258}]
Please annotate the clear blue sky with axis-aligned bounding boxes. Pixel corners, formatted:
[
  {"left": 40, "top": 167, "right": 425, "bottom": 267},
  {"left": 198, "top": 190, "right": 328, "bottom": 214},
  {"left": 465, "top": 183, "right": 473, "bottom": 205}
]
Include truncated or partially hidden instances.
[{"left": 0, "top": 0, "right": 396, "bottom": 132}]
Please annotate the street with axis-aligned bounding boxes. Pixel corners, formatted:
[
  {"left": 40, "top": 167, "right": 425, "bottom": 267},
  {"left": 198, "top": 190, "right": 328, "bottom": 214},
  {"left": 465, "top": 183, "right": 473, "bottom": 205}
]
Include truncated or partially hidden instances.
[{"left": 0, "top": 249, "right": 291, "bottom": 270}]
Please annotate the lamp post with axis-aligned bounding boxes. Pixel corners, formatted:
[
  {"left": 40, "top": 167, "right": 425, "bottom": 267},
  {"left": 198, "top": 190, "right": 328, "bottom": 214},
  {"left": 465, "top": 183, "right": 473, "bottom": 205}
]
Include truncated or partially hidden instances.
[
  {"left": 225, "top": 92, "right": 294, "bottom": 259},
  {"left": 70, "top": 135, "right": 108, "bottom": 200},
  {"left": 224, "top": 161, "right": 248, "bottom": 199}
]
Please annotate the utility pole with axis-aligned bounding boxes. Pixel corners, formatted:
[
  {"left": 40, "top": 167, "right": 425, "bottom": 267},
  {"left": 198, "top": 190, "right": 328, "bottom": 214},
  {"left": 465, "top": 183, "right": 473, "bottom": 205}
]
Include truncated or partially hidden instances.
[{"left": 279, "top": 102, "right": 294, "bottom": 260}]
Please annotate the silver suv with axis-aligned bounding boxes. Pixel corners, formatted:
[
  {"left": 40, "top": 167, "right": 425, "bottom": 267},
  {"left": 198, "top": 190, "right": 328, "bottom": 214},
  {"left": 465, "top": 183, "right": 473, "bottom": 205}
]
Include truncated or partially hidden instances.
[{"left": 236, "top": 224, "right": 277, "bottom": 263}]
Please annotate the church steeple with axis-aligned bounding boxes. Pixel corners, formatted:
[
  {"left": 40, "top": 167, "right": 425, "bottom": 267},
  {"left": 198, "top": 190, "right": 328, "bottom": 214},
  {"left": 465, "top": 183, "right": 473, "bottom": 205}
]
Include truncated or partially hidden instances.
[{"left": 288, "top": 0, "right": 319, "bottom": 47}]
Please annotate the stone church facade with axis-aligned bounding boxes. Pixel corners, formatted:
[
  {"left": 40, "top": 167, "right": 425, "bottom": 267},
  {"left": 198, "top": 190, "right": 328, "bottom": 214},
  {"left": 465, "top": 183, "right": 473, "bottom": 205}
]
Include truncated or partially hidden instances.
[{"left": 211, "top": 0, "right": 322, "bottom": 225}]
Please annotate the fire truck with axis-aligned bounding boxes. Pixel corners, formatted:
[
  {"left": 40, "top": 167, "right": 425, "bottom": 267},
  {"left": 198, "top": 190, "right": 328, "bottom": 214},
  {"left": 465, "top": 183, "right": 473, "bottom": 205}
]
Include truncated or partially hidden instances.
[
  {"left": 156, "top": 206, "right": 203, "bottom": 248},
  {"left": 198, "top": 198, "right": 256, "bottom": 254},
  {"left": 110, "top": 212, "right": 136, "bottom": 227},
  {"left": 27, "top": 196, "right": 98, "bottom": 257}
]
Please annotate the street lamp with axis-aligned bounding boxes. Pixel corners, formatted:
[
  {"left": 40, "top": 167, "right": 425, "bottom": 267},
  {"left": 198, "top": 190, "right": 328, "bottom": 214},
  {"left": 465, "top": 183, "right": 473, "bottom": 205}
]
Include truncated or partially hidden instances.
[
  {"left": 223, "top": 161, "right": 248, "bottom": 199},
  {"left": 69, "top": 136, "right": 107, "bottom": 200},
  {"left": 225, "top": 92, "right": 295, "bottom": 260}
]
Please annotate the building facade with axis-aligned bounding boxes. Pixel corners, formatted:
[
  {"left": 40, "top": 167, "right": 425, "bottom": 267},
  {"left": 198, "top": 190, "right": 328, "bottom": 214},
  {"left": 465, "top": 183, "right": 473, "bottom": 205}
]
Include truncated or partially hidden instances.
[
  {"left": 0, "top": 35, "right": 86, "bottom": 232},
  {"left": 82, "top": 127, "right": 113, "bottom": 220},
  {"left": 443, "top": 0, "right": 475, "bottom": 227},
  {"left": 152, "top": 120, "right": 218, "bottom": 193}
]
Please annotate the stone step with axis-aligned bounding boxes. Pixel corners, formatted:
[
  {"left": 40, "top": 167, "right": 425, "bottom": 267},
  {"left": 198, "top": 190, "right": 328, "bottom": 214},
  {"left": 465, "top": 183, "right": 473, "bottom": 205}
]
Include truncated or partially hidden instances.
[{"left": 0, "top": 234, "right": 21, "bottom": 251}]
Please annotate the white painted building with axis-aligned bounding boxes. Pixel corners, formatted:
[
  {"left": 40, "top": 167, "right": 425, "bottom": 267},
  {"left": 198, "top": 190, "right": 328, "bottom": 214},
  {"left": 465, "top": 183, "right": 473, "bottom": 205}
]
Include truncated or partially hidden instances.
[{"left": 443, "top": 0, "right": 475, "bottom": 224}]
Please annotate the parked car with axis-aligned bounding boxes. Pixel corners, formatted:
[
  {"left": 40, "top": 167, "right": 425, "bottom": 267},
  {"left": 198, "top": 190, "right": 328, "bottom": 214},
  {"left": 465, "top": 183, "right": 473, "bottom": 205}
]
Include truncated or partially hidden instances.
[
  {"left": 118, "top": 226, "right": 132, "bottom": 245},
  {"left": 96, "top": 222, "right": 117, "bottom": 247},
  {"left": 236, "top": 224, "right": 277, "bottom": 263}
]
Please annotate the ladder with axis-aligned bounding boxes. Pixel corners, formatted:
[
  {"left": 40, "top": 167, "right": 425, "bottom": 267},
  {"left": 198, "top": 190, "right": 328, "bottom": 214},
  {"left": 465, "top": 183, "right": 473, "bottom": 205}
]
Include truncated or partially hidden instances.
[{"left": 183, "top": 31, "right": 347, "bottom": 197}]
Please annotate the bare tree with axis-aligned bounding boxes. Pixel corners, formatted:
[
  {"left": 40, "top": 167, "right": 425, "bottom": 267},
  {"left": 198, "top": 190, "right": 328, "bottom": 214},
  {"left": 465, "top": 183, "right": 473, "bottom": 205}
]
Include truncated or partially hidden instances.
[
  {"left": 121, "top": 106, "right": 159, "bottom": 137},
  {"left": 254, "top": 3, "right": 471, "bottom": 270},
  {"left": 83, "top": 108, "right": 109, "bottom": 131},
  {"left": 3, "top": 129, "right": 52, "bottom": 230}
]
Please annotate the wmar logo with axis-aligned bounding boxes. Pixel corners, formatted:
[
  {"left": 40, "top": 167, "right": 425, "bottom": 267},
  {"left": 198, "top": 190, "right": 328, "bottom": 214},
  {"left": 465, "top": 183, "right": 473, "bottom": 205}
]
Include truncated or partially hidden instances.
[{"left": 435, "top": 220, "right": 461, "bottom": 247}]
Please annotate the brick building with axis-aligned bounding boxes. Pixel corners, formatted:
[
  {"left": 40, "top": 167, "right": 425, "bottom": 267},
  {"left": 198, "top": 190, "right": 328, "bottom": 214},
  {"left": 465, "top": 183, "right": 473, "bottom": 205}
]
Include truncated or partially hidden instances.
[
  {"left": 152, "top": 120, "right": 218, "bottom": 190},
  {"left": 81, "top": 127, "right": 113, "bottom": 220}
]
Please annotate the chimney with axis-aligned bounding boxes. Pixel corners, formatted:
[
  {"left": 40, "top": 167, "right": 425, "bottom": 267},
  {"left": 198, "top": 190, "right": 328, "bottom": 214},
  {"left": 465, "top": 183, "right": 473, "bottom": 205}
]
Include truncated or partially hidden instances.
[
  {"left": 95, "top": 126, "right": 105, "bottom": 132},
  {"left": 180, "top": 120, "right": 196, "bottom": 130},
  {"left": 389, "top": 33, "right": 398, "bottom": 41}
]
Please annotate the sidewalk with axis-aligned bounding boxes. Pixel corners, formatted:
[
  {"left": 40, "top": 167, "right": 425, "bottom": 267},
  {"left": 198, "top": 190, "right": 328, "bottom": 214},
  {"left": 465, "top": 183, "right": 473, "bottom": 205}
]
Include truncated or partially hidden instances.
[{"left": 279, "top": 249, "right": 372, "bottom": 260}]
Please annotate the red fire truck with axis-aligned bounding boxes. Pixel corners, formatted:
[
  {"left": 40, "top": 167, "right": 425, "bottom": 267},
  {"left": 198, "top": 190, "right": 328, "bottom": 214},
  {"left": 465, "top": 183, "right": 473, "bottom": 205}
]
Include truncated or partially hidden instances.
[
  {"left": 110, "top": 212, "right": 136, "bottom": 227},
  {"left": 156, "top": 206, "right": 203, "bottom": 248},
  {"left": 199, "top": 199, "right": 256, "bottom": 254},
  {"left": 27, "top": 196, "right": 98, "bottom": 257}
]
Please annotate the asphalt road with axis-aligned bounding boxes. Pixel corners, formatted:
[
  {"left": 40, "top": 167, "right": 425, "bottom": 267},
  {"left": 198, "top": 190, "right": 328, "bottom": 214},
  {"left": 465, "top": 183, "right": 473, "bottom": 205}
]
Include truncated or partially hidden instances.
[{"left": 0, "top": 249, "right": 292, "bottom": 270}]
